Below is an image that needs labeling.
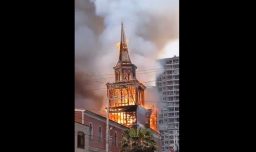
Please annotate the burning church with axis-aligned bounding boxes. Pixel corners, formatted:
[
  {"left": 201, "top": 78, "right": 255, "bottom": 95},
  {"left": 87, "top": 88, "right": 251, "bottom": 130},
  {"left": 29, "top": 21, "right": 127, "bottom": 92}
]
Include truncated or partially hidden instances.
[
  {"left": 106, "top": 23, "right": 157, "bottom": 130},
  {"left": 74, "top": 23, "right": 161, "bottom": 152}
]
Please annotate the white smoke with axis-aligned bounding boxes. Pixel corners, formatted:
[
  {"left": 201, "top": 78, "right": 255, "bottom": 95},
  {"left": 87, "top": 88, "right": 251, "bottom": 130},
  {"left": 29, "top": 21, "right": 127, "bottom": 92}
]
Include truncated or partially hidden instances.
[{"left": 75, "top": 0, "right": 179, "bottom": 114}]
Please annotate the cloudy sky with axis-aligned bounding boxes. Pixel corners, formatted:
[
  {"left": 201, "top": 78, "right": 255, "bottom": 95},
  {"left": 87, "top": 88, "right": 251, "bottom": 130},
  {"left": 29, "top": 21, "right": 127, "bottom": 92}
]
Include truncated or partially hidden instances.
[{"left": 75, "top": 0, "right": 179, "bottom": 113}]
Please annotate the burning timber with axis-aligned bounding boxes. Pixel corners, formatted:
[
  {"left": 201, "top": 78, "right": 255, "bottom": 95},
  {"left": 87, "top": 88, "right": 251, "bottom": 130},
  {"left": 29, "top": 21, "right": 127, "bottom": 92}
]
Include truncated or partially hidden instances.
[{"left": 106, "top": 23, "right": 157, "bottom": 131}]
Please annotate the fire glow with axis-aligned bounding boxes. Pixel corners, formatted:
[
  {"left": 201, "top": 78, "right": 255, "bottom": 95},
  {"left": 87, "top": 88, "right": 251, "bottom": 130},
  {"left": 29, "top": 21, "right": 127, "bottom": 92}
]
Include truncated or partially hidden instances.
[
  {"left": 107, "top": 86, "right": 158, "bottom": 131},
  {"left": 107, "top": 86, "right": 139, "bottom": 128},
  {"left": 106, "top": 23, "right": 158, "bottom": 131}
]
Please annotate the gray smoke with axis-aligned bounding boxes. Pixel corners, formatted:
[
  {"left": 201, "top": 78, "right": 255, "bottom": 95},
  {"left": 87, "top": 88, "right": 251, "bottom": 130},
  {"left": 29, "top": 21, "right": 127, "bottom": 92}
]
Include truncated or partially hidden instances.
[
  {"left": 75, "top": 0, "right": 179, "bottom": 115},
  {"left": 144, "top": 86, "right": 161, "bottom": 109}
]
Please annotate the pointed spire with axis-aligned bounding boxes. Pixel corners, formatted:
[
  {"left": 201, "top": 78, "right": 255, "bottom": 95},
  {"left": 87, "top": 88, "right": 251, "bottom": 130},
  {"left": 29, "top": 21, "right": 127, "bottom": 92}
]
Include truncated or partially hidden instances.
[
  {"left": 118, "top": 22, "right": 131, "bottom": 64},
  {"left": 120, "top": 22, "right": 126, "bottom": 46}
]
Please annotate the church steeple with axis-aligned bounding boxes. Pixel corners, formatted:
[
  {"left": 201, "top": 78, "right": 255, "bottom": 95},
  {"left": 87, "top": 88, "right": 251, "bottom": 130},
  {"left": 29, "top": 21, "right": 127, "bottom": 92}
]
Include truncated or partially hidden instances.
[
  {"left": 106, "top": 23, "right": 151, "bottom": 129},
  {"left": 114, "top": 22, "right": 137, "bottom": 82},
  {"left": 118, "top": 22, "right": 131, "bottom": 64}
]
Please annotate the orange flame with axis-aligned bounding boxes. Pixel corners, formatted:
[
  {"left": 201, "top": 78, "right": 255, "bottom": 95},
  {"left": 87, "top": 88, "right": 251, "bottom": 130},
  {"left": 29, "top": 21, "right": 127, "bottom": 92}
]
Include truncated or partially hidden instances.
[
  {"left": 116, "top": 40, "right": 129, "bottom": 50},
  {"left": 108, "top": 87, "right": 137, "bottom": 127},
  {"left": 109, "top": 112, "right": 136, "bottom": 127},
  {"left": 116, "top": 42, "right": 120, "bottom": 50},
  {"left": 150, "top": 109, "right": 158, "bottom": 131}
]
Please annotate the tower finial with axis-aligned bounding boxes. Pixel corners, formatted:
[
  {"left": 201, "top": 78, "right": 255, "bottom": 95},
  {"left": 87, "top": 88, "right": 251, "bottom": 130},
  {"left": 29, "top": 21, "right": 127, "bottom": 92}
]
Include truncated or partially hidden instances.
[
  {"left": 117, "top": 22, "right": 131, "bottom": 64},
  {"left": 120, "top": 21, "right": 126, "bottom": 46}
]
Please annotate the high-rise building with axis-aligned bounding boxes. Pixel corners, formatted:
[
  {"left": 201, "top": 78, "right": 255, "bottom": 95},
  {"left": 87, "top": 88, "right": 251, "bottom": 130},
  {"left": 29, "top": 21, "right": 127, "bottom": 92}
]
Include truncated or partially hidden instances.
[{"left": 157, "top": 56, "right": 179, "bottom": 152}]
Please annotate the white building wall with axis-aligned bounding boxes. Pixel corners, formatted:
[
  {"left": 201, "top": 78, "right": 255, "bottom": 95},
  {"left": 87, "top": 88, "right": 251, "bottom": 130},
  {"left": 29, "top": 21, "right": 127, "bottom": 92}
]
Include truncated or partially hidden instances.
[{"left": 75, "top": 122, "right": 89, "bottom": 152}]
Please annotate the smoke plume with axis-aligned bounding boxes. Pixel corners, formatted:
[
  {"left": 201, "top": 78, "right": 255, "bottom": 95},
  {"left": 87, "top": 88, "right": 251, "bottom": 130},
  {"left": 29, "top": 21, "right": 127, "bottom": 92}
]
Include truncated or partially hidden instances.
[{"left": 75, "top": 0, "right": 179, "bottom": 115}]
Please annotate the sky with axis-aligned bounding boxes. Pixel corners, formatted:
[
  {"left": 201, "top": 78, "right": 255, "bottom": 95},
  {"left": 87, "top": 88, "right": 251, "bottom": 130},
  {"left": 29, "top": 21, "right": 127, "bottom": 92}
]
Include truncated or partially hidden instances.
[{"left": 158, "top": 39, "right": 179, "bottom": 59}]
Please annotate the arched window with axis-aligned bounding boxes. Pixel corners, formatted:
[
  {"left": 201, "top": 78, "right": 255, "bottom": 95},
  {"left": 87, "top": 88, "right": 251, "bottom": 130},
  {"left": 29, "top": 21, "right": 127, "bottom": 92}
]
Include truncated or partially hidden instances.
[
  {"left": 98, "top": 126, "right": 102, "bottom": 143},
  {"left": 127, "top": 72, "right": 131, "bottom": 80},
  {"left": 115, "top": 72, "right": 118, "bottom": 81},
  {"left": 77, "top": 131, "right": 85, "bottom": 149},
  {"left": 89, "top": 123, "right": 93, "bottom": 140},
  {"left": 115, "top": 71, "right": 120, "bottom": 81},
  {"left": 114, "top": 132, "right": 117, "bottom": 147}
]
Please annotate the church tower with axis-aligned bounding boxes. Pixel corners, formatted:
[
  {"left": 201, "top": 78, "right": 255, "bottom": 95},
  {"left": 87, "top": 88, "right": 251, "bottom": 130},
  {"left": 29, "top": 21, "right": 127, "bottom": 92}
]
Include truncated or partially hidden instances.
[{"left": 106, "top": 23, "right": 152, "bottom": 128}]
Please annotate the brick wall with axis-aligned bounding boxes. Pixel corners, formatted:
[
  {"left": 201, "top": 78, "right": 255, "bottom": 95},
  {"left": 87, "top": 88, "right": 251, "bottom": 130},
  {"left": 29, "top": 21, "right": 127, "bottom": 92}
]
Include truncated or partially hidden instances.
[
  {"left": 75, "top": 110, "right": 161, "bottom": 152},
  {"left": 84, "top": 112, "right": 126, "bottom": 152},
  {"left": 75, "top": 111, "right": 83, "bottom": 124}
]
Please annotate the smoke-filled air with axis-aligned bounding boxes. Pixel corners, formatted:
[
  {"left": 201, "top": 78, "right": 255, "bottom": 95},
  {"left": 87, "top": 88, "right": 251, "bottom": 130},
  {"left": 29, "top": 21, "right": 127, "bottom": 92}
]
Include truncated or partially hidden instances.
[{"left": 75, "top": 0, "right": 179, "bottom": 115}]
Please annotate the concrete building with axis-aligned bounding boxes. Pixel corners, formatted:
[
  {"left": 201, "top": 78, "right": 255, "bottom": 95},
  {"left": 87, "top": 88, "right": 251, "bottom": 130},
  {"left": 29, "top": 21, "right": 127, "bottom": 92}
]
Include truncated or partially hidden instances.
[{"left": 157, "top": 56, "right": 179, "bottom": 152}]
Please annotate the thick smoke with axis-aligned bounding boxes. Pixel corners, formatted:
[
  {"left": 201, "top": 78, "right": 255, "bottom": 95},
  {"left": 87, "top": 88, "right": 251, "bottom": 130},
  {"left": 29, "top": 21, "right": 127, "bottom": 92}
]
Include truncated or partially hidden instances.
[
  {"left": 144, "top": 86, "right": 161, "bottom": 109},
  {"left": 75, "top": 0, "right": 179, "bottom": 115}
]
